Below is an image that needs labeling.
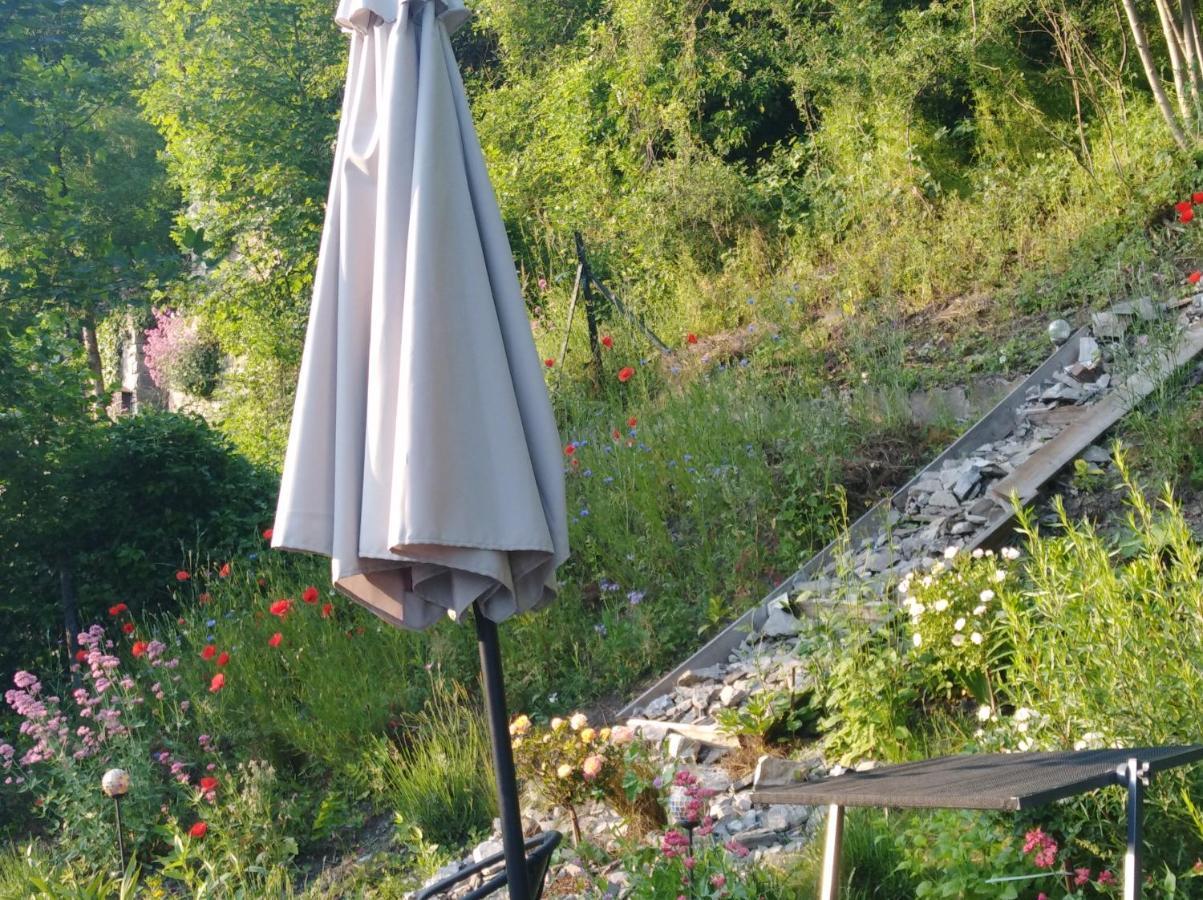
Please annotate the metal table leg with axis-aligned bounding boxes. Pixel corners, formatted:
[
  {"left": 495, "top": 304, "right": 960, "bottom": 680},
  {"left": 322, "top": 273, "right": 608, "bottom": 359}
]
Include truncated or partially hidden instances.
[
  {"left": 1118, "top": 757, "right": 1149, "bottom": 900},
  {"left": 819, "top": 804, "right": 845, "bottom": 900}
]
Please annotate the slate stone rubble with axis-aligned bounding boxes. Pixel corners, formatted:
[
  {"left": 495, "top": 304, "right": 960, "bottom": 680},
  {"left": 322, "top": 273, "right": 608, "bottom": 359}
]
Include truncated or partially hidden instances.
[{"left": 414, "top": 296, "right": 1203, "bottom": 898}]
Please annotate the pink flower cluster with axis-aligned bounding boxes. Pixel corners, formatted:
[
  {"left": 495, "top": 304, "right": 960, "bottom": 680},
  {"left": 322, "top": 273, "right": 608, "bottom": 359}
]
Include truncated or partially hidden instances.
[{"left": 1022, "top": 827, "right": 1058, "bottom": 869}]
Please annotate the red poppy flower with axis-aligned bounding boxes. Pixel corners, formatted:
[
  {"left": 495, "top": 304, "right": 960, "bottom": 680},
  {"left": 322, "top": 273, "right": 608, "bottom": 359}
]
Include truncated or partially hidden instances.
[
  {"left": 175, "top": 570, "right": 190, "bottom": 582},
  {"left": 1178, "top": 200, "right": 1193, "bottom": 214},
  {"left": 611, "top": 428, "right": 621, "bottom": 441},
  {"left": 74, "top": 650, "right": 87, "bottom": 662},
  {"left": 200, "top": 645, "right": 217, "bottom": 661},
  {"left": 177, "top": 617, "right": 185, "bottom": 625},
  {"left": 189, "top": 821, "right": 208, "bottom": 838},
  {"left": 198, "top": 592, "right": 211, "bottom": 604},
  {"left": 121, "top": 622, "right": 135, "bottom": 635},
  {"left": 601, "top": 335, "right": 613, "bottom": 349},
  {"left": 302, "top": 585, "right": 319, "bottom": 604},
  {"left": 208, "top": 673, "right": 225, "bottom": 693},
  {"left": 131, "top": 641, "right": 148, "bottom": 658},
  {"left": 199, "top": 776, "right": 218, "bottom": 792},
  {"left": 617, "top": 367, "right": 635, "bottom": 382},
  {"left": 570, "top": 457, "right": 580, "bottom": 469},
  {"left": 1182, "top": 207, "right": 1196, "bottom": 224},
  {"left": 108, "top": 603, "right": 128, "bottom": 617},
  {"left": 321, "top": 603, "right": 333, "bottom": 619},
  {"left": 627, "top": 417, "right": 637, "bottom": 428},
  {"left": 218, "top": 562, "right": 231, "bottom": 578},
  {"left": 268, "top": 632, "right": 283, "bottom": 648},
  {"left": 262, "top": 528, "right": 273, "bottom": 541},
  {"left": 564, "top": 444, "right": 575, "bottom": 456},
  {"left": 215, "top": 651, "right": 230, "bottom": 667},
  {"left": 1193, "top": 192, "right": 1203, "bottom": 204},
  {"left": 269, "top": 599, "right": 293, "bottom": 618},
  {"left": 544, "top": 358, "right": 555, "bottom": 368},
  {"left": 686, "top": 333, "right": 698, "bottom": 344},
  {"left": 1189, "top": 271, "right": 1201, "bottom": 285}
]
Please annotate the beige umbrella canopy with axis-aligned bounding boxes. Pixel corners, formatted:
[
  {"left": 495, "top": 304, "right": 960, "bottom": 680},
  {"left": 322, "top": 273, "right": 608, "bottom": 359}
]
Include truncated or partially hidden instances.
[
  {"left": 272, "top": 0, "right": 569, "bottom": 631},
  {"left": 270, "top": 1, "right": 570, "bottom": 894}
]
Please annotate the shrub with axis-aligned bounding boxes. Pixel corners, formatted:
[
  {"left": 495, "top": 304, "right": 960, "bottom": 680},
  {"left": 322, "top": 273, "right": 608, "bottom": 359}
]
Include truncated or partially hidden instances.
[{"left": 143, "top": 309, "right": 223, "bottom": 398}]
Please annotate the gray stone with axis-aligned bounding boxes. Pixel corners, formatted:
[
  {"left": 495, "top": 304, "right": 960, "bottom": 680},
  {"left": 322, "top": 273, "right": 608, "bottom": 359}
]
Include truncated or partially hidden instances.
[
  {"left": 927, "top": 490, "right": 959, "bottom": 509},
  {"left": 666, "top": 733, "right": 699, "bottom": 761},
  {"left": 719, "top": 684, "right": 747, "bottom": 708},
  {"left": 1092, "top": 311, "right": 1126, "bottom": 340},
  {"left": 952, "top": 468, "right": 981, "bottom": 500},
  {"left": 764, "top": 805, "right": 810, "bottom": 832},
  {"left": 677, "top": 665, "right": 725, "bottom": 687},
  {"left": 643, "top": 694, "right": 673, "bottom": 717},
  {"left": 1077, "top": 335, "right": 1101, "bottom": 367},
  {"left": 761, "top": 606, "right": 803, "bottom": 637},
  {"left": 727, "top": 827, "right": 785, "bottom": 849},
  {"left": 949, "top": 520, "right": 975, "bottom": 535},
  {"left": 753, "top": 755, "right": 809, "bottom": 789},
  {"left": 471, "top": 839, "right": 503, "bottom": 864}
]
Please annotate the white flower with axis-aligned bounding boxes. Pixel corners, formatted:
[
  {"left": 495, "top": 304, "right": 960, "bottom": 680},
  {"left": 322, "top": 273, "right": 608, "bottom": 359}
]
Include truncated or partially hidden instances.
[
  {"left": 971, "top": 548, "right": 984, "bottom": 559},
  {"left": 985, "top": 549, "right": 995, "bottom": 557},
  {"left": 992, "top": 569, "right": 1006, "bottom": 583},
  {"left": 1001, "top": 547, "right": 1020, "bottom": 561},
  {"left": 1018, "top": 738, "right": 1033, "bottom": 752},
  {"left": 910, "top": 602, "right": 926, "bottom": 618},
  {"left": 979, "top": 589, "right": 995, "bottom": 603},
  {"left": 951, "top": 633, "right": 966, "bottom": 647},
  {"left": 912, "top": 633, "right": 922, "bottom": 647},
  {"left": 944, "top": 546, "right": 959, "bottom": 560},
  {"left": 921, "top": 575, "right": 933, "bottom": 588},
  {"left": 977, "top": 705, "right": 993, "bottom": 722},
  {"left": 897, "top": 581, "right": 910, "bottom": 596},
  {"left": 1073, "top": 731, "right": 1103, "bottom": 751},
  {"left": 931, "top": 562, "right": 945, "bottom": 576},
  {"left": 953, "top": 617, "right": 966, "bottom": 632},
  {"left": 970, "top": 632, "right": 983, "bottom": 645},
  {"left": 934, "top": 599, "right": 949, "bottom": 612},
  {"left": 1014, "top": 707, "right": 1032, "bottom": 723},
  {"left": 972, "top": 604, "right": 986, "bottom": 615}
]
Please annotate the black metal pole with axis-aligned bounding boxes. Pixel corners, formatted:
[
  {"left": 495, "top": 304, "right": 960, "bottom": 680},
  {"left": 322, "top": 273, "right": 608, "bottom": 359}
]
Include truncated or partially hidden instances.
[
  {"left": 113, "top": 797, "right": 125, "bottom": 871},
  {"left": 474, "top": 600, "right": 531, "bottom": 900}
]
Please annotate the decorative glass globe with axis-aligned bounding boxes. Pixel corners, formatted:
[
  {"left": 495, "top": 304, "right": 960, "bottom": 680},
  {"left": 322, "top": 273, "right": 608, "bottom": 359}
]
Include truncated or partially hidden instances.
[
  {"left": 101, "top": 768, "right": 130, "bottom": 798},
  {"left": 667, "top": 785, "right": 698, "bottom": 826},
  {"left": 1047, "top": 319, "right": 1072, "bottom": 345}
]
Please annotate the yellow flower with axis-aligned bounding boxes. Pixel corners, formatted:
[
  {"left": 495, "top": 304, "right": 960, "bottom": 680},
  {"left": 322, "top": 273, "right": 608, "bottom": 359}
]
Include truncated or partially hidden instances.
[
  {"left": 579, "top": 727, "right": 596, "bottom": 743},
  {"left": 556, "top": 764, "right": 573, "bottom": 779},
  {"left": 509, "top": 714, "right": 531, "bottom": 737},
  {"left": 599, "top": 727, "right": 611, "bottom": 741},
  {"left": 550, "top": 717, "right": 565, "bottom": 732},
  {"left": 569, "top": 712, "right": 588, "bottom": 731}
]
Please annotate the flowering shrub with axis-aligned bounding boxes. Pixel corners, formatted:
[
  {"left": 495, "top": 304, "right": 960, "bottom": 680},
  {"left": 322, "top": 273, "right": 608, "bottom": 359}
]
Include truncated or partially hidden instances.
[
  {"left": 512, "top": 712, "right": 622, "bottom": 843},
  {"left": 144, "top": 308, "right": 223, "bottom": 397},
  {"left": 512, "top": 713, "right": 667, "bottom": 843},
  {"left": 898, "top": 545, "right": 1019, "bottom": 706},
  {"left": 1, "top": 624, "right": 193, "bottom": 866},
  {"left": 625, "top": 836, "right": 775, "bottom": 899}
]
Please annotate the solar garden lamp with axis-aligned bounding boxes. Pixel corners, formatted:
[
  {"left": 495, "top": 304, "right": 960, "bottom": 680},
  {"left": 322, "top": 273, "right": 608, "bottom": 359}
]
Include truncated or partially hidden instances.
[
  {"left": 100, "top": 768, "right": 130, "bottom": 870},
  {"left": 667, "top": 784, "right": 702, "bottom": 899}
]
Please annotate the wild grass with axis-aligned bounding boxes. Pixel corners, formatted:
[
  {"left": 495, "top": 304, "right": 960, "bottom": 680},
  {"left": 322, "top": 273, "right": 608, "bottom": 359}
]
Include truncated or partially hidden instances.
[{"left": 354, "top": 682, "right": 495, "bottom": 849}]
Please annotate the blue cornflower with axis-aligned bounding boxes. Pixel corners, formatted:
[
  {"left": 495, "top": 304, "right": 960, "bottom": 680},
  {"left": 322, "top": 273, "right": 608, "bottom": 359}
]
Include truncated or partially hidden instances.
[
  {"left": 603, "top": 475, "right": 614, "bottom": 484},
  {"left": 594, "top": 623, "right": 607, "bottom": 637},
  {"left": 582, "top": 469, "right": 592, "bottom": 477},
  {"left": 627, "top": 590, "right": 645, "bottom": 606},
  {"left": 579, "top": 508, "right": 590, "bottom": 518}
]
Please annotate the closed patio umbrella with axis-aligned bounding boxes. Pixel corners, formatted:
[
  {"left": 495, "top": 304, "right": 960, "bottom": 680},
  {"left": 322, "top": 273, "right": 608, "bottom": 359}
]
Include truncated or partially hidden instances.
[{"left": 271, "top": 0, "right": 569, "bottom": 894}]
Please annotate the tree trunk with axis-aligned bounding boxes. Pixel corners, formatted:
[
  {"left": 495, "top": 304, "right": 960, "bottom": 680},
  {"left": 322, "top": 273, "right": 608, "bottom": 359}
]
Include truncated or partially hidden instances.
[
  {"left": 81, "top": 312, "right": 106, "bottom": 402},
  {"left": 58, "top": 559, "right": 80, "bottom": 684},
  {"left": 1183, "top": 0, "right": 1203, "bottom": 116},
  {"left": 1121, "top": 0, "right": 1191, "bottom": 148},
  {"left": 1153, "top": 0, "right": 1192, "bottom": 119}
]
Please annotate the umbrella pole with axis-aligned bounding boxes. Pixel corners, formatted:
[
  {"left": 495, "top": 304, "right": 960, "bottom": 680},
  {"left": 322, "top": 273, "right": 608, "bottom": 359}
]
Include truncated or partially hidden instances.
[{"left": 474, "top": 600, "right": 533, "bottom": 900}]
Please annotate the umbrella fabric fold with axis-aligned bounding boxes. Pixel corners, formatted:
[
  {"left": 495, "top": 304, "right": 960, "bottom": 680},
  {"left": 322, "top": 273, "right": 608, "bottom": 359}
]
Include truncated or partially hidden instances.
[{"left": 272, "top": 0, "right": 568, "bottom": 630}]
